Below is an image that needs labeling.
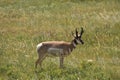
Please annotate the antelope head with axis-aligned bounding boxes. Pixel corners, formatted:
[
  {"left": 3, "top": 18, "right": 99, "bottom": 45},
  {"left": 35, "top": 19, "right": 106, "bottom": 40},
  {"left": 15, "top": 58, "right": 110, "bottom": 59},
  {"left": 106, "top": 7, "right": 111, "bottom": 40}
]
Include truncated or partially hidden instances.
[{"left": 72, "top": 27, "right": 84, "bottom": 45}]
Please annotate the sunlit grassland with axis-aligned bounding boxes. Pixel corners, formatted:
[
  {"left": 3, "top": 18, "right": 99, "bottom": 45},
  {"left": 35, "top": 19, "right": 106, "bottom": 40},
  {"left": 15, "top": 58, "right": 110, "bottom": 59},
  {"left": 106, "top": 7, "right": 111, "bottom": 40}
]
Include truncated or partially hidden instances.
[{"left": 0, "top": 0, "right": 120, "bottom": 80}]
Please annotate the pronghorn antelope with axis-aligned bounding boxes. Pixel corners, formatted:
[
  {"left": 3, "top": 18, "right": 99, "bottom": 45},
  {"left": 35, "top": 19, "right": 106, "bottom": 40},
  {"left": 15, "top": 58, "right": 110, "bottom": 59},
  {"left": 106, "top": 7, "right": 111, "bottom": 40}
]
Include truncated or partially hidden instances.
[{"left": 35, "top": 28, "right": 84, "bottom": 68}]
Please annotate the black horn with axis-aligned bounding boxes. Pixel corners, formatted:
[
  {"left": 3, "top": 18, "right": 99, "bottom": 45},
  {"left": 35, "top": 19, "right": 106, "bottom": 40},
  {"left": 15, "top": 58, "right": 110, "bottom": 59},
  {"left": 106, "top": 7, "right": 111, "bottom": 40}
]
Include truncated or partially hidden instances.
[
  {"left": 80, "top": 27, "right": 84, "bottom": 38},
  {"left": 75, "top": 28, "right": 78, "bottom": 37}
]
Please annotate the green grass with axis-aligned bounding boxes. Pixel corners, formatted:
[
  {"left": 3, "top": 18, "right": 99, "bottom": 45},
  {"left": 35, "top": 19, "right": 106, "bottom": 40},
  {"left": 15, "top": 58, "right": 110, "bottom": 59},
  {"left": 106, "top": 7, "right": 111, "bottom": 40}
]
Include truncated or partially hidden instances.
[{"left": 0, "top": 0, "right": 120, "bottom": 80}]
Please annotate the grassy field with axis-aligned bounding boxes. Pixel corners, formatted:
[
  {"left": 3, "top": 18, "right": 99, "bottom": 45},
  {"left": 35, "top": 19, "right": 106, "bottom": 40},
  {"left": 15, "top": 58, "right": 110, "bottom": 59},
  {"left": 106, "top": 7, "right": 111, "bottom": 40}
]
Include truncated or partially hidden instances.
[{"left": 0, "top": 0, "right": 120, "bottom": 80}]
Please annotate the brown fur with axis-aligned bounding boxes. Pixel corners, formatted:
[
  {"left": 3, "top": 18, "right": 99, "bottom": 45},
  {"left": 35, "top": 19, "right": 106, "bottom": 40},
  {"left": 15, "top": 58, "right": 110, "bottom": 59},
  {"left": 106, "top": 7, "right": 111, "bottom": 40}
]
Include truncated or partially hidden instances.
[{"left": 35, "top": 28, "right": 84, "bottom": 68}]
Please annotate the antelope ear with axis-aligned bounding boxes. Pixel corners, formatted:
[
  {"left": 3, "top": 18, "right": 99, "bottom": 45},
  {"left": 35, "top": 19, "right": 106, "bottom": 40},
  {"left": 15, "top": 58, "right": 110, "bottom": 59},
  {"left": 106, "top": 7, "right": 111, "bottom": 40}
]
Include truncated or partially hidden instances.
[{"left": 72, "top": 32, "right": 75, "bottom": 38}]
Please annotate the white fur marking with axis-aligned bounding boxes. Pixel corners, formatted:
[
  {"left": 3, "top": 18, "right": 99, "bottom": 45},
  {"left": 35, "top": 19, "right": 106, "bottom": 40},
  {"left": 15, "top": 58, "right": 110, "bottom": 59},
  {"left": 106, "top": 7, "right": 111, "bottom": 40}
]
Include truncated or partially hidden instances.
[
  {"left": 76, "top": 39, "right": 81, "bottom": 44},
  {"left": 73, "top": 42, "right": 76, "bottom": 47},
  {"left": 36, "top": 43, "right": 43, "bottom": 51},
  {"left": 48, "top": 48, "right": 63, "bottom": 56}
]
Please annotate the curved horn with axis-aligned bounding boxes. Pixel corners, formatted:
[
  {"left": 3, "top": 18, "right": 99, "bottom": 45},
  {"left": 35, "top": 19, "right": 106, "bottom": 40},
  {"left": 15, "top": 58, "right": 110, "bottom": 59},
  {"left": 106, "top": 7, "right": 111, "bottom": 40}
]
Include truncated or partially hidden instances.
[
  {"left": 80, "top": 27, "right": 84, "bottom": 38},
  {"left": 75, "top": 28, "right": 78, "bottom": 37}
]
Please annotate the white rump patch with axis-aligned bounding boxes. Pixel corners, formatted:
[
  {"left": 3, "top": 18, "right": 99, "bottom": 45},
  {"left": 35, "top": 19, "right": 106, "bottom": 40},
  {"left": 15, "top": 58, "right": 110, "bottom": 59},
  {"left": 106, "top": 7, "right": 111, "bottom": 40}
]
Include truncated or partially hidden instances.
[
  {"left": 47, "top": 48, "right": 63, "bottom": 56},
  {"left": 36, "top": 43, "right": 43, "bottom": 52}
]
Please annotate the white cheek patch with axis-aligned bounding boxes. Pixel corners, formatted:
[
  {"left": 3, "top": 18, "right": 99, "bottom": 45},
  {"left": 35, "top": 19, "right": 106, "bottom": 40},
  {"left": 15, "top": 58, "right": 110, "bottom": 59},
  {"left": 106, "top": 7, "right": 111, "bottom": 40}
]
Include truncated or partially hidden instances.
[
  {"left": 47, "top": 48, "right": 63, "bottom": 56},
  {"left": 76, "top": 39, "right": 81, "bottom": 44}
]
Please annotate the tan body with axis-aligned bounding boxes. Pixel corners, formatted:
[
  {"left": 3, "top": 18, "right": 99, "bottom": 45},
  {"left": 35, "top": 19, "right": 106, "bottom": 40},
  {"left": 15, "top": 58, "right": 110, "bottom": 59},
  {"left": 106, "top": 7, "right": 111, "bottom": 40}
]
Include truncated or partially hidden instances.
[
  {"left": 36, "top": 41, "right": 75, "bottom": 68},
  {"left": 35, "top": 28, "right": 84, "bottom": 68}
]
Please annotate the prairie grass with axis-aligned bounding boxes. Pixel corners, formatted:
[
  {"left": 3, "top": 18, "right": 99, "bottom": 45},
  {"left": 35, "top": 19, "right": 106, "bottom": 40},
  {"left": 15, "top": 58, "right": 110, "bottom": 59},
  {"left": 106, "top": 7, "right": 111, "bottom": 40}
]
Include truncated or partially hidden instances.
[{"left": 0, "top": 0, "right": 120, "bottom": 80}]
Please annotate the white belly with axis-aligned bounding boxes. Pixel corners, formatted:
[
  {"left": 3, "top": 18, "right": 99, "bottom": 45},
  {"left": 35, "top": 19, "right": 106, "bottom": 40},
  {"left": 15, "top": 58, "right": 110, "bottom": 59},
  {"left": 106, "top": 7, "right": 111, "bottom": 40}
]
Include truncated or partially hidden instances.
[{"left": 47, "top": 48, "right": 63, "bottom": 56}]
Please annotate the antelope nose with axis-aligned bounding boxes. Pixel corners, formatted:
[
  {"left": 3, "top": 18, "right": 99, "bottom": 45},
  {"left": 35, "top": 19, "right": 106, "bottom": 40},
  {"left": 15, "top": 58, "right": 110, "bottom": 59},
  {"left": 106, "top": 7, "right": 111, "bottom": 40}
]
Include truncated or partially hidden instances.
[{"left": 81, "top": 41, "right": 84, "bottom": 44}]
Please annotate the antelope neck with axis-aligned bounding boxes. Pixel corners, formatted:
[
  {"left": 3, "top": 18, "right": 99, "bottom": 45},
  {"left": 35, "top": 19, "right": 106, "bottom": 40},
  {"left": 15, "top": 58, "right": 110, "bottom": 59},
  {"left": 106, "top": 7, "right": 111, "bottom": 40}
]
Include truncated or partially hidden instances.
[{"left": 71, "top": 39, "right": 78, "bottom": 48}]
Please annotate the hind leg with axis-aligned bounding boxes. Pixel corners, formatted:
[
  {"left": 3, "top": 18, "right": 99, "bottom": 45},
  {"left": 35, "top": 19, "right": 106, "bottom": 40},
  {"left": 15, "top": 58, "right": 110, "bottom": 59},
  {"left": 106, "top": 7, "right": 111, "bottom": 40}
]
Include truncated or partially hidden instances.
[
  {"left": 35, "top": 54, "right": 46, "bottom": 68},
  {"left": 35, "top": 58, "right": 40, "bottom": 68}
]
